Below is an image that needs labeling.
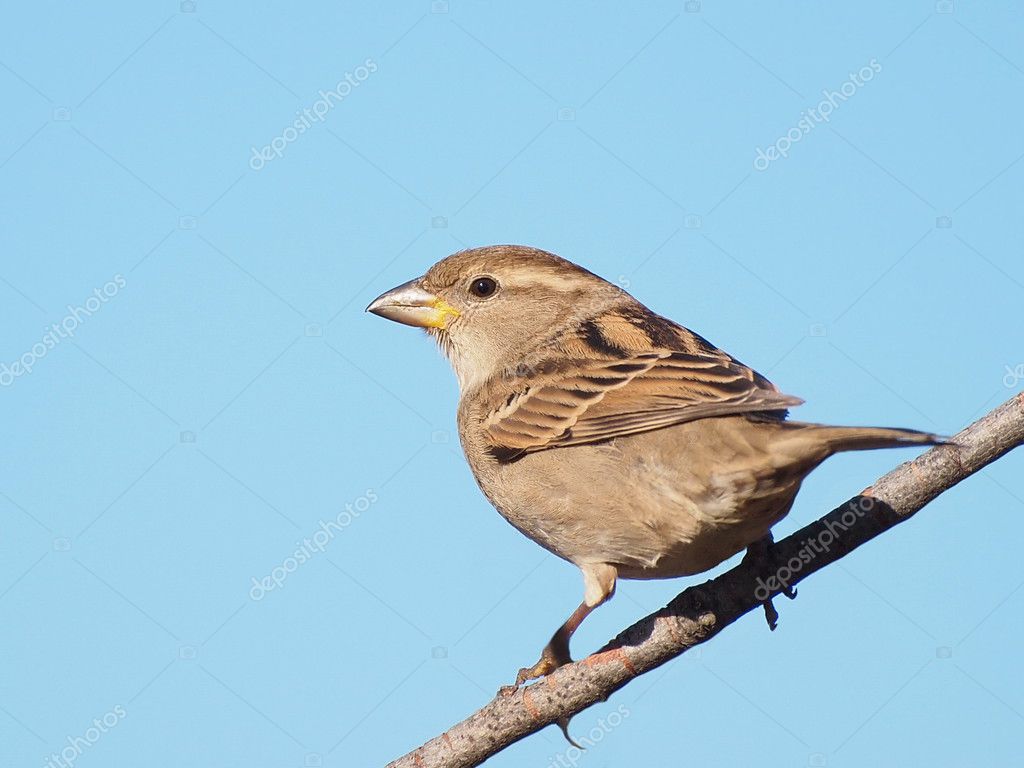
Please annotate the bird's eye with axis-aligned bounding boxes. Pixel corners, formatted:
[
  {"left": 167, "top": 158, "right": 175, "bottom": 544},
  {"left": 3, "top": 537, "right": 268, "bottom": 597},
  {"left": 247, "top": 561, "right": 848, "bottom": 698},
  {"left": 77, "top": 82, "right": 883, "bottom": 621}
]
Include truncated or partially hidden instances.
[{"left": 468, "top": 276, "right": 498, "bottom": 298}]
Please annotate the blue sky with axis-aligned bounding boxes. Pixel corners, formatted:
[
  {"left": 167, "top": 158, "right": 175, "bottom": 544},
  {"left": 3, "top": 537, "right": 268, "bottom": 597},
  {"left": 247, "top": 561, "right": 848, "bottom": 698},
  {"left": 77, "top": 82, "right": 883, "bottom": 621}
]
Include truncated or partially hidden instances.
[{"left": 1, "top": 2, "right": 1022, "bottom": 766}]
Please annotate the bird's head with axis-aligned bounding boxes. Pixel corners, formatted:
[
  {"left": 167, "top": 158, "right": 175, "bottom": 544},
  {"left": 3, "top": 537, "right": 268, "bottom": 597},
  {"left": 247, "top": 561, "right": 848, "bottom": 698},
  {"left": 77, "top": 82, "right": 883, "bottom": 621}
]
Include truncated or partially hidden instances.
[{"left": 367, "top": 245, "right": 625, "bottom": 391}]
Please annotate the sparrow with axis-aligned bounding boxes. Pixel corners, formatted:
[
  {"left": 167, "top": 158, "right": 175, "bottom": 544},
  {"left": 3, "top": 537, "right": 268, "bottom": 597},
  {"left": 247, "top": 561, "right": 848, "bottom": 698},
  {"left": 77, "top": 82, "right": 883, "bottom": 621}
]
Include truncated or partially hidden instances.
[{"left": 367, "top": 245, "right": 941, "bottom": 685}]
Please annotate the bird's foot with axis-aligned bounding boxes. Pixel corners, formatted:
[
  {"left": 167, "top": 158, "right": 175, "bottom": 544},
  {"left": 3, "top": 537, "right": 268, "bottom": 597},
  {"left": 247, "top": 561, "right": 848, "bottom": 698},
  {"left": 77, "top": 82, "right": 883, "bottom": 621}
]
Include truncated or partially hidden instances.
[
  {"left": 498, "top": 619, "right": 578, "bottom": 695},
  {"left": 760, "top": 584, "right": 796, "bottom": 631},
  {"left": 745, "top": 534, "right": 797, "bottom": 630},
  {"left": 515, "top": 643, "right": 572, "bottom": 686},
  {"left": 759, "top": 582, "right": 797, "bottom": 631},
  {"left": 497, "top": 646, "right": 571, "bottom": 697}
]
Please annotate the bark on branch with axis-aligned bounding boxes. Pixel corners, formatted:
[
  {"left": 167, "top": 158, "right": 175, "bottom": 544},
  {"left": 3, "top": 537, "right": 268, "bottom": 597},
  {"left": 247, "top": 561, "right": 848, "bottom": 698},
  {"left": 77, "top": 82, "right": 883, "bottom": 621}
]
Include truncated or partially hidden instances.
[{"left": 387, "top": 392, "right": 1024, "bottom": 768}]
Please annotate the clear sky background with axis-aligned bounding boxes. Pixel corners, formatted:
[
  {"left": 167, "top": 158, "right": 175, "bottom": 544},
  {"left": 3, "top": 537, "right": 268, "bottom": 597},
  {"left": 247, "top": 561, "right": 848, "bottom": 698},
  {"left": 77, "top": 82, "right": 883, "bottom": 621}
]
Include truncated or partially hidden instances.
[{"left": 2, "top": 2, "right": 1023, "bottom": 767}]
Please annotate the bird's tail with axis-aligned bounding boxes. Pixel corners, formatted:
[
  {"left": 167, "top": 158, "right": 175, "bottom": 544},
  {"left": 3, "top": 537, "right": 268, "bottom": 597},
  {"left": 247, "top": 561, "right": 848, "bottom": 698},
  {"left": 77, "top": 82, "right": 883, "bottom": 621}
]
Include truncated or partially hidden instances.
[{"left": 788, "top": 423, "right": 948, "bottom": 455}]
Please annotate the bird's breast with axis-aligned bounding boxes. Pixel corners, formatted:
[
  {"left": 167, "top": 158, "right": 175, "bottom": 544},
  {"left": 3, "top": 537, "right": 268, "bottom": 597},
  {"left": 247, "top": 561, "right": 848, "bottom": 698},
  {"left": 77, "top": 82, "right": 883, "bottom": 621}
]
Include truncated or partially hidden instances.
[{"left": 457, "top": 416, "right": 804, "bottom": 579}]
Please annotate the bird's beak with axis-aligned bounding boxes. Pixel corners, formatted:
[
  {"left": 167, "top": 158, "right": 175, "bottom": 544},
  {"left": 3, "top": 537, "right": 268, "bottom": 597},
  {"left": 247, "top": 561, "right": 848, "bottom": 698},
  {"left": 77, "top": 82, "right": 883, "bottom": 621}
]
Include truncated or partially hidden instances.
[{"left": 365, "top": 279, "right": 461, "bottom": 329}]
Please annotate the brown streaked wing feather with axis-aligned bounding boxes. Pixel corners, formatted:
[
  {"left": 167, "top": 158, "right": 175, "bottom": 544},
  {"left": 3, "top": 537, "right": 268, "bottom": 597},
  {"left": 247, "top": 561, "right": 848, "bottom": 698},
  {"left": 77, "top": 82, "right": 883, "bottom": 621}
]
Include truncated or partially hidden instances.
[
  {"left": 482, "top": 318, "right": 802, "bottom": 458},
  {"left": 482, "top": 353, "right": 663, "bottom": 452}
]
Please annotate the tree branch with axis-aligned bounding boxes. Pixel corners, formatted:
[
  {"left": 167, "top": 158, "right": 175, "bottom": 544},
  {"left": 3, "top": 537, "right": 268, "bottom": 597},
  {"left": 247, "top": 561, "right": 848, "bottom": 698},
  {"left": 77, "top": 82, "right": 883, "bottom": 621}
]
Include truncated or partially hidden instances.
[{"left": 387, "top": 392, "right": 1024, "bottom": 768}]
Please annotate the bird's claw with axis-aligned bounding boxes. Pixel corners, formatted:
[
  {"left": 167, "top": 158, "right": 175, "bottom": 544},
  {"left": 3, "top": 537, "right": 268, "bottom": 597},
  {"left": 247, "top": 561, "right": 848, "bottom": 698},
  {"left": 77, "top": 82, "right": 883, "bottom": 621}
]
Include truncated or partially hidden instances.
[
  {"left": 514, "top": 645, "right": 570, "bottom": 687},
  {"left": 747, "top": 534, "right": 797, "bottom": 630},
  {"left": 762, "top": 598, "right": 779, "bottom": 631},
  {"left": 759, "top": 584, "right": 795, "bottom": 630}
]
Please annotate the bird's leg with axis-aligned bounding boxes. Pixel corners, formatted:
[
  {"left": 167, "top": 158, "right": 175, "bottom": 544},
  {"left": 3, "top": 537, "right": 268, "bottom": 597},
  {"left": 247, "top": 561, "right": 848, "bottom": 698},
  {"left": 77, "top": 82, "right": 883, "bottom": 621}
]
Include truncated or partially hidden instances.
[
  {"left": 508, "top": 563, "right": 617, "bottom": 689},
  {"left": 514, "top": 600, "right": 594, "bottom": 686},
  {"left": 743, "top": 533, "right": 796, "bottom": 631}
]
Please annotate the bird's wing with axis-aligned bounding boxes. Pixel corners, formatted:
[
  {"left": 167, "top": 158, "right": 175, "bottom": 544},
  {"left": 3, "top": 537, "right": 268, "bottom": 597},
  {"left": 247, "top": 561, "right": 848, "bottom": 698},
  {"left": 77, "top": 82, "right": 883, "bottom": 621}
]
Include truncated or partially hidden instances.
[{"left": 481, "top": 317, "right": 802, "bottom": 460}]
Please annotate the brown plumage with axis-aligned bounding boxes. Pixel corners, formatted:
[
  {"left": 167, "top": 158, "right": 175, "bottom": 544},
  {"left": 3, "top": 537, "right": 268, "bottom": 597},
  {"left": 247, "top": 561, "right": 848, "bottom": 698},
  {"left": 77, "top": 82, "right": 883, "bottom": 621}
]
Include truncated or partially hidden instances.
[{"left": 368, "top": 245, "right": 942, "bottom": 684}]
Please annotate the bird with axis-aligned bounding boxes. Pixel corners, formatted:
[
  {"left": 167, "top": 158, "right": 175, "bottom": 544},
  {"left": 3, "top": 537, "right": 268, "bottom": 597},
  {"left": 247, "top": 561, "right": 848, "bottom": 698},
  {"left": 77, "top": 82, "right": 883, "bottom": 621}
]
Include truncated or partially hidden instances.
[{"left": 367, "top": 244, "right": 942, "bottom": 686}]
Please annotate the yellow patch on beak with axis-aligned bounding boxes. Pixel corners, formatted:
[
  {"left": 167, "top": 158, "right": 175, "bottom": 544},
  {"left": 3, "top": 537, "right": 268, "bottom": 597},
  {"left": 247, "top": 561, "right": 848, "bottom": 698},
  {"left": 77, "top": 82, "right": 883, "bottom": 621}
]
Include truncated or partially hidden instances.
[
  {"left": 366, "top": 279, "right": 461, "bottom": 330},
  {"left": 424, "top": 297, "right": 461, "bottom": 329}
]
